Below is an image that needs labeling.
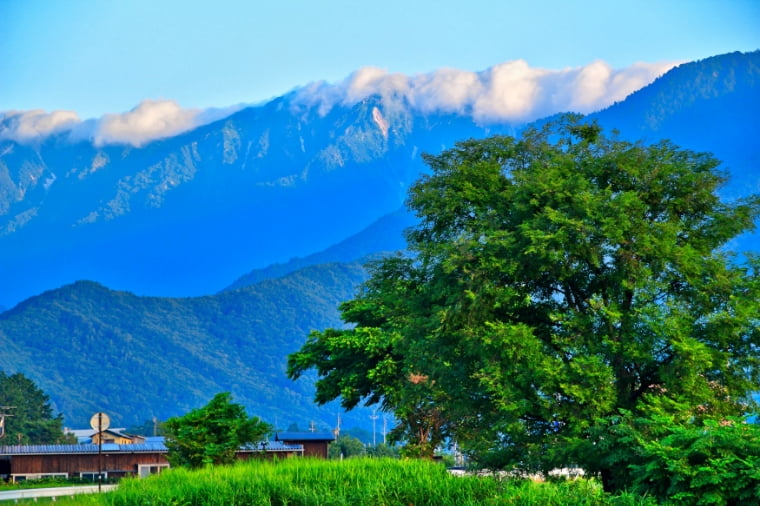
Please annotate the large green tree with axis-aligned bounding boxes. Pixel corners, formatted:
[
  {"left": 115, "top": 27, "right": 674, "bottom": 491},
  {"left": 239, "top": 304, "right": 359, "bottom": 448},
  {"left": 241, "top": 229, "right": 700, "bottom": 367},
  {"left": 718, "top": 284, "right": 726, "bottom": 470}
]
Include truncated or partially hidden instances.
[
  {"left": 163, "top": 392, "right": 272, "bottom": 468},
  {"left": 0, "top": 371, "right": 71, "bottom": 444},
  {"left": 289, "top": 115, "right": 760, "bottom": 491}
]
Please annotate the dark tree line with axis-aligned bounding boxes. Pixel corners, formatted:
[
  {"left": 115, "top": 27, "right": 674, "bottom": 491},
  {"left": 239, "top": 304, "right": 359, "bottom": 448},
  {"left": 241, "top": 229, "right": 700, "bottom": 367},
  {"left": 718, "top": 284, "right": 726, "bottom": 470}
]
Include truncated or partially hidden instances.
[{"left": 0, "top": 371, "right": 73, "bottom": 444}]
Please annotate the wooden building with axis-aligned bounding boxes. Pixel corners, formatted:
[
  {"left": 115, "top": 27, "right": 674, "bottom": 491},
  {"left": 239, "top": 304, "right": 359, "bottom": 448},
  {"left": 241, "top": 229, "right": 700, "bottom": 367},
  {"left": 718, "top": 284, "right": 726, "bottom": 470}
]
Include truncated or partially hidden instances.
[
  {"left": 274, "top": 432, "right": 336, "bottom": 459},
  {"left": 0, "top": 442, "right": 169, "bottom": 482},
  {"left": 0, "top": 439, "right": 302, "bottom": 483}
]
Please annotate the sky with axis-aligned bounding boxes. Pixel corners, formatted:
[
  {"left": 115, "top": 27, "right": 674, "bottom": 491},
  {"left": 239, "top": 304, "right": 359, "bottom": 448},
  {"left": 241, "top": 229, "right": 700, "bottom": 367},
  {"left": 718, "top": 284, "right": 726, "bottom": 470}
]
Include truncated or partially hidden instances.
[{"left": 1, "top": 0, "right": 759, "bottom": 144}]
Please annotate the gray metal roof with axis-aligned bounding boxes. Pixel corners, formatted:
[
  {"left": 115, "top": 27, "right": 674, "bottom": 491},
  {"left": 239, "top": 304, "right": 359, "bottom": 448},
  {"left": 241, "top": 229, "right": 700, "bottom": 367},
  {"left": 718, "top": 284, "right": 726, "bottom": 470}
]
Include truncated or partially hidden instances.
[
  {"left": 0, "top": 442, "right": 168, "bottom": 455},
  {"left": 0, "top": 440, "right": 302, "bottom": 456},
  {"left": 239, "top": 441, "right": 302, "bottom": 452}
]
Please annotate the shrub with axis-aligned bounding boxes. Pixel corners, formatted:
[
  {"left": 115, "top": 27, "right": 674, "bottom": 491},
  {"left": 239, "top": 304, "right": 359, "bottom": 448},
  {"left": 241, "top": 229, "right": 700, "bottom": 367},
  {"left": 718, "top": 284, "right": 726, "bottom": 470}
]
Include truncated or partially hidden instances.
[{"left": 629, "top": 417, "right": 760, "bottom": 504}]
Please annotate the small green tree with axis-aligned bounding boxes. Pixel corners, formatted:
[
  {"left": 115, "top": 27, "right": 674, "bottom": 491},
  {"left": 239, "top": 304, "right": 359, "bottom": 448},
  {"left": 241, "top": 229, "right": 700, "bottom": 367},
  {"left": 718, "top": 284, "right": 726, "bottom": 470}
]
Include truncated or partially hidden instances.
[
  {"left": 0, "top": 371, "right": 72, "bottom": 444},
  {"left": 163, "top": 392, "right": 272, "bottom": 468},
  {"left": 367, "top": 443, "right": 401, "bottom": 458},
  {"left": 328, "top": 434, "right": 367, "bottom": 459}
]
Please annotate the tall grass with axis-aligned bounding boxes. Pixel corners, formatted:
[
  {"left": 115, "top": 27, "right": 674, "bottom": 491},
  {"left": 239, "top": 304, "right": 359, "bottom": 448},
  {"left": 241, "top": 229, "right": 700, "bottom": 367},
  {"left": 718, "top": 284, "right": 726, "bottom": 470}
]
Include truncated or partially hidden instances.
[{"left": 62, "top": 458, "right": 654, "bottom": 505}]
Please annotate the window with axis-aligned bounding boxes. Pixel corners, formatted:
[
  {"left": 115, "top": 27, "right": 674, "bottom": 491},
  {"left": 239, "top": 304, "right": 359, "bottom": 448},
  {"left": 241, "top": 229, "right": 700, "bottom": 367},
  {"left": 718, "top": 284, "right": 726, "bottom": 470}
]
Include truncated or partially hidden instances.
[
  {"left": 137, "top": 464, "right": 169, "bottom": 478},
  {"left": 12, "top": 473, "right": 68, "bottom": 483},
  {"left": 79, "top": 472, "right": 106, "bottom": 482}
]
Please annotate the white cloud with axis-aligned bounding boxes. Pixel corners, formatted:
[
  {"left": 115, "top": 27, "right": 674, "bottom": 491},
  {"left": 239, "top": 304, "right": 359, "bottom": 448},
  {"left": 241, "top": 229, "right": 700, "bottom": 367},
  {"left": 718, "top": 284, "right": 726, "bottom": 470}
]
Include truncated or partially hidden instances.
[
  {"left": 294, "top": 58, "right": 680, "bottom": 123},
  {"left": 0, "top": 59, "right": 678, "bottom": 147},
  {"left": 410, "top": 68, "right": 482, "bottom": 114},
  {"left": 472, "top": 60, "right": 549, "bottom": 121},
  {"left": 93, "top": 99, "right": 201, "bottom": 147},
  {"left": 0, "top": 110, "right": 81, "bottom": 142},
  {"left": 0, "top": 101, "right": 244, "bottom": 147}
]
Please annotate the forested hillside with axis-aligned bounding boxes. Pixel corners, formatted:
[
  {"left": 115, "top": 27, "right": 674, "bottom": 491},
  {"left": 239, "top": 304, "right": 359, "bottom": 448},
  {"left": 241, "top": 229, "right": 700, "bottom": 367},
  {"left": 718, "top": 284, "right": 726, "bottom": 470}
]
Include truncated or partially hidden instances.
[{"left": 0, "top": 262, "right": 369, "bottom": 429}]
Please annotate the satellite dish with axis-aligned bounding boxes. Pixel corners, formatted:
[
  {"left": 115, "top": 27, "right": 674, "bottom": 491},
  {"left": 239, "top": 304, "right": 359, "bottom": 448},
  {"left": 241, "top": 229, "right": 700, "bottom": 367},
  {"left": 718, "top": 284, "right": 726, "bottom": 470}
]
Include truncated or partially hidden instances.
[{"left": 90, "top": 412, "right": 111, "bottom": 432}]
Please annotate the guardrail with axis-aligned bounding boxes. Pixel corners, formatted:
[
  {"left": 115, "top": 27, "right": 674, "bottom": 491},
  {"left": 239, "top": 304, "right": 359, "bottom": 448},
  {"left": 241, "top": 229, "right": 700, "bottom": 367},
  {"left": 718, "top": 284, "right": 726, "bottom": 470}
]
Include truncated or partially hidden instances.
[{"left": 0, "top": 484, "right": 117, "bottom": 502}]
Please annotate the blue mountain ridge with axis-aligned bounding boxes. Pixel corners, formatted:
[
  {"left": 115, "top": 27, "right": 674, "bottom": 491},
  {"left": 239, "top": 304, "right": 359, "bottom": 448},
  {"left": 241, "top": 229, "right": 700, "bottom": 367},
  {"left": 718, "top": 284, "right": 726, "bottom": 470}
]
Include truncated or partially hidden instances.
[
  {"left": 0, "top": 50, "right": 757, "bottom": 432},
  {"left": 0, "top": 95, "right": 514, "bottom": 309}
]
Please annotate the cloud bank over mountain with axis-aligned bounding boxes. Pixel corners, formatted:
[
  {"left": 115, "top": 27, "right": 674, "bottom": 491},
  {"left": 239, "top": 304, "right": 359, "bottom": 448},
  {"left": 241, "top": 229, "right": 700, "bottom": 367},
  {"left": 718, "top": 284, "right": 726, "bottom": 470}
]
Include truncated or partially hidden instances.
[
  {"left": 0, "top": 109, "right": 81, "bottom": 142},
  {"left": 1, "top": 59, "right": 678, "bottom": 147},
  {"left": 294, "top": 59, "right": 679, "bottom": 122},
  {"left": 0, "top": 101, "right": 243, "bottom": 147}
]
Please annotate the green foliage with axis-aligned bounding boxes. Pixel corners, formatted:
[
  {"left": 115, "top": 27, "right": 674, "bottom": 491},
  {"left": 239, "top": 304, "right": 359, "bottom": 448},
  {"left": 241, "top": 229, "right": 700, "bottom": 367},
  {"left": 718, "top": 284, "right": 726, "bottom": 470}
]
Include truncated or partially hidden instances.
[
  {"left": 0, "top": 371, "right": 72, "bottom": 444},
  {"left": 368, "top": 442, "right": 401, "bottom": 458},
  {"left": 60, "top": 458, "right": 656, "bottom": 505},
  {"left": 288, "top": 256, "right": 453, "bottom": 458},
  {"left": 327, "top": 434, "right": 367, "bottom": 459},
  {"left": 625, "top": 416, "right": 760, "bottom": 505},
  {"left": 289, "top": 114, "right": 760, "bottom": 494},
  {"left": 126, "top": 418, "right": 166, "bottom": 437},
  {"left": 163, "top": 392, "right": 272, "bottom": 468}
]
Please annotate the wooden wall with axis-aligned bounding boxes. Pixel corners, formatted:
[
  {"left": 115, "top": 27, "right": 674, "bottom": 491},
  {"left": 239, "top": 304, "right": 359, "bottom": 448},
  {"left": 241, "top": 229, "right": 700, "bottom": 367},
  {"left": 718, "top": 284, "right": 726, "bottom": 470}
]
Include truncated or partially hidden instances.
[
  {"left": 10, "top": 452, "right": 168, "bottom": 476},
  {"left": 300, "top": 441, "right": 329, "bottom": 459}
]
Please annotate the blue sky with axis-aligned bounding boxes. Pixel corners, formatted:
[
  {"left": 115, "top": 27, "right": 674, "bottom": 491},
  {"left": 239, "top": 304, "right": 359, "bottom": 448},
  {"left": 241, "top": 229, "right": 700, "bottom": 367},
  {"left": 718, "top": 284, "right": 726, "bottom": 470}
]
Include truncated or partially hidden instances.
[{"left": 1, "top": 0, "right": 758, "bottom": 129}]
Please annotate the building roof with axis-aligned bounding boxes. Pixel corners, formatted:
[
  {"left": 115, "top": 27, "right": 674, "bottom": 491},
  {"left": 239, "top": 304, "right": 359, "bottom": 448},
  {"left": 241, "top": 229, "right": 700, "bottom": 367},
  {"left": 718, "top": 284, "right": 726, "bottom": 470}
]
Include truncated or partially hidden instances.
[
  {"left": 239, "top": 441, "right": 303, "bottom": 453},
  {"left": 0, "top": 442, "right": 167, "bottom": 455},
  {"left": 275, "top": 431, "right": 336, "bottom": 442},
  {"left": 0, "top": 439, "right": 302, "bottom": 456}
]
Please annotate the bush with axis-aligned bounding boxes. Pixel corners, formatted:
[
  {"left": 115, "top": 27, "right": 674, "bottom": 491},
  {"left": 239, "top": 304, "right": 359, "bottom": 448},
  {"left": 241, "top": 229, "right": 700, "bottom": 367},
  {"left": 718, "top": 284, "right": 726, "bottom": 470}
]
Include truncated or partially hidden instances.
[{"left": 629, "top": 417, "right": 760, "bottom": 505}]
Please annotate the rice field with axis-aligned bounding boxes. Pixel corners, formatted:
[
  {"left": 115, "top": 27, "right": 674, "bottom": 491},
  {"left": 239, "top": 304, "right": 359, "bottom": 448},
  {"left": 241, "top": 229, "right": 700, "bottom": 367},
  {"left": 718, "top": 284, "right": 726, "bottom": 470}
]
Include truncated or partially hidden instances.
[{"left": 58, "top": 458, "right": 653, "bottom": 505}]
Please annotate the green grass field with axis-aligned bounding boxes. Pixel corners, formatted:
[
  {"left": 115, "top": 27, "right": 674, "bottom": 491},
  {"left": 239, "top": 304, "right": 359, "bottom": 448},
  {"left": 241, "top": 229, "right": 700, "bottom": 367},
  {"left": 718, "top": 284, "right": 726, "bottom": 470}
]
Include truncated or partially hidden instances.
[{"left": 55, "top": 458, "right": 653, "bottom": 505}]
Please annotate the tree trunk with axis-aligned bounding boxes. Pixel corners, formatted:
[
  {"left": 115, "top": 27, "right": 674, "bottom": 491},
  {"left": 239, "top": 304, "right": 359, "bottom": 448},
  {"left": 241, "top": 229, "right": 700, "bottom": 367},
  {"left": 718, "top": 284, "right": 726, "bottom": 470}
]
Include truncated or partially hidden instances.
[{"left": 599, "top": 467, "right": 616, "bottom": 494}]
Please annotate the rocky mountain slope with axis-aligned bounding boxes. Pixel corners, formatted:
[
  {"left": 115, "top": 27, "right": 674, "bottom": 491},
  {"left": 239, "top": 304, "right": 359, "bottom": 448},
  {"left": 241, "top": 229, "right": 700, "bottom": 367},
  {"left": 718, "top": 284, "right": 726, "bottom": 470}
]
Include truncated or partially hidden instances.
[{"left": 0, "top": 51, "right": 757, "bottom": 431}]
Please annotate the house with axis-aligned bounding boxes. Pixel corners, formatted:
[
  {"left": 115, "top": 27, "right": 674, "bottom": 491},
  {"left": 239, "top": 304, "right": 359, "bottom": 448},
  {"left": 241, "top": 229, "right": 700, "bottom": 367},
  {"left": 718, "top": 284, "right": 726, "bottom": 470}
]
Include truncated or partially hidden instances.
[
  {"left": 274, "top": 432, "right": 336, "bottom": 459},
  {"left": 0, "top": 438, "right": 303, "bottom": 483},
  {"left": 65, "top": 428, "right": 146, "bottom": 445}
]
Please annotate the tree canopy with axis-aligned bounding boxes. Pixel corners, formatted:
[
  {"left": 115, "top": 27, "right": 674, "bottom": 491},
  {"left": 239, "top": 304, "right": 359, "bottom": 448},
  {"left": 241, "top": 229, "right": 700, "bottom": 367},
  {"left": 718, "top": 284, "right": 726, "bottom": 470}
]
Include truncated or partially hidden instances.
[
  {"left": 0, "top": 371, "right": 71, "bottom": 444},
  {"left": 163, "top": 392, "right": 272, "bottom": 468},
  {"left": 288, "top": 115, "right": 760, "bottom": 492}
]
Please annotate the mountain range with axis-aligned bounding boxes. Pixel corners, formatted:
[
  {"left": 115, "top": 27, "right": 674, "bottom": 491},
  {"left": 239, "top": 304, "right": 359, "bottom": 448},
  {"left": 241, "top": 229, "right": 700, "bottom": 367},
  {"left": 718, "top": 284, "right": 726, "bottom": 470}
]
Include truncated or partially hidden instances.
[
  {"left": 0, "top": 50, "right": 758, "bottom": 431},
  {"left": 0, "top": 93, "right": 512, "bottom": 310}
]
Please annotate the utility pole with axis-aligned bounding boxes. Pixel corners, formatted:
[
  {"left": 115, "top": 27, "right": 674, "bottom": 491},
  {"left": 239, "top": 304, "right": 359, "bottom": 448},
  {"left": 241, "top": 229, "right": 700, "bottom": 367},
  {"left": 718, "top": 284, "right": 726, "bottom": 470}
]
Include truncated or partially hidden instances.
[
  {"left": 382, "top": 415, "right": 387, "bottom": 445},
  {"left": 0, "top": 406, "right": 15, "bottom": 441},
  {"left": 370, "top": 409, "right": 378, "bottom": 447},
  {"left": 90, "top": 412, "right": 110, "bottom": 494}
]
